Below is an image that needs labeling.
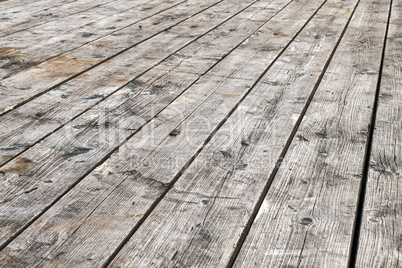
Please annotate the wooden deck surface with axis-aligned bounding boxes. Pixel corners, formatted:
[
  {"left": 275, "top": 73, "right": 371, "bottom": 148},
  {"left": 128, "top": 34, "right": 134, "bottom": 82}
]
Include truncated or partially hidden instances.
[{"left": 0, "top": 0, "right": 400, "bottom": 267}]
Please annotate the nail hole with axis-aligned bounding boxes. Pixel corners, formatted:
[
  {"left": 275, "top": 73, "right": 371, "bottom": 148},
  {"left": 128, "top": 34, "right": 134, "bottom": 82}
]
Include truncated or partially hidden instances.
[
  {"left": 300, "top": 217, "right": 313, "bottom": 226},
  {"left": 35, "top": 112, "right": 46, "bottom": 117},
  {"left": 201, "top": 199, "right": 209, "bottom": 205},
  {"left": 241, "top": 140, "right": 249, "bottom": 146},
  {"left": 169, "top": 130, "right": 180, "bottom": 136}
]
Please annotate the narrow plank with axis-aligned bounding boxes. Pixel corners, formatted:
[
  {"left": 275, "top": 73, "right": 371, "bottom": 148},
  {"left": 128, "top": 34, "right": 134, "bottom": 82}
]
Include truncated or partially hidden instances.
[
  {"left": 355, "top": 0, "right": 402, "bottom": 266},
  {"left": 0, "top": 0, "right": 326, "bottom": 266},
  {"left": 0, "top": 0, "right": 186, "bottom": 80},
  {"left": 0, "top": 0, "right": 263, "bottom": 248},
  {"left": 0, "top": 0, "right": 129, "bottom": 37},
  {"left": 106, "top": 0, "right": 360, "bottom": 266},
  {"left": 0, "top": 0, "right": 249, "bottom": 166},
  {"left": 234, "top": 0, "right": 391, "bottom": 266}
]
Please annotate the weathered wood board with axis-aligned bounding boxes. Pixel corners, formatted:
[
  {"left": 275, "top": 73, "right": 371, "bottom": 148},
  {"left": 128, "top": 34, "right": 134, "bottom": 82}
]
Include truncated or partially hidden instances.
[
  {"left": 234, "top": 0, "right": 391, "bottom": 266},
  {"left": 0, "top": 0, "right": 186, "bottom": 80},
  {"left": 0, "top": 0, "right": 400, "bottom": 266},
  {"left": 355, "top": 0, "right": 402, "bottom": 266},
  {"left": 0, "top": 0, "right": 328, "bottom": 266}
]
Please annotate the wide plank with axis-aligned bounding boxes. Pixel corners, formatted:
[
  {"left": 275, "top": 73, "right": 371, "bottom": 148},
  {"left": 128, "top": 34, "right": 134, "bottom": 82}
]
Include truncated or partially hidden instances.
[
  {"left": 0, "top": 0, "right": 254, "bottom": 167},
  {"left": 234, "top": 0, "right": 391, "bottom": 266},
  {"left": 355, "top": 0, "right": 402, "bottom": 266},
  {"left": 0, "top": 0, "right": 326, "bottom": 266},
  {"left": 0, "top": 0, "right": 263, "bottom": 247},
  {"left": 107, "top": 0, "right": 360, "bottom": 266},
  {"left": 0, "top": 0, "right": 185, "bottom": 80}
]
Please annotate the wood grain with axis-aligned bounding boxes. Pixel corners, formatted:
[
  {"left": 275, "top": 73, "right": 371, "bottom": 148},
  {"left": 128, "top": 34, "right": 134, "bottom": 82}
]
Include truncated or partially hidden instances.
[
  {"left": 234, "top": 0, "right": 391, "bottom": 266},
  {"left": 0, "top": 0, "right": 327, "bottom": 266},
  {"left": 107, "top": 0, "right": 359, "bottom": 266},
  {"left": 355, "top": 0, "right": 402, "bottom": 266},
  {"left": 0, "top": 0, "right": 75, "bottom": 13},
  {"left": 0, "top": 0, "right": 262, "bottom": 250},
  {"left": 0, "top": 0, "right": 185, "bottom": 80},
  {"left": 0, "top": 0, "right": 121, "bottom": 36},
  {"left": 0, "top": 0, "right": 270, "bottom": 167}
]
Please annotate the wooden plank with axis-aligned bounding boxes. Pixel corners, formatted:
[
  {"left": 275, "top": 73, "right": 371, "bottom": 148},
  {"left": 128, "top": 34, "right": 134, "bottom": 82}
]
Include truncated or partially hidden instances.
[
  {"left": 0, "top": 0, "right": 330, "bottom": 266},
  {"left": 0, "top": 0, "right": 149, "bottom": 35},
  {"left": 0, "top": 0, "right": 75, "bottom": 12},
  {"left": 355, "top": 0, "right": 402, "bottom": 266},
  {"left": 105, "top": 0, "right": 360, "bottom": 266},
  {"left": 233, "top": 0, "right": 391, "bottom": 267},
  {"left": 0, "top": 0, "right": 130, "bottom": 37},
  {"left": 0, "top": 0, "right": 264, "bottom": 249},
  {"left": 0, "top": 0, "right": 183, "bottom": 80},
  {"left": 0, "top": 0, "right": 253, "bottom": 166}
]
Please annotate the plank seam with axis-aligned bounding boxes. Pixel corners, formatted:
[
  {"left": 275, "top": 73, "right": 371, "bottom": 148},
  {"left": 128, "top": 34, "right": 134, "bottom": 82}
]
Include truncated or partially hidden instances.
[
  {"left": 0, "top": 0, "right": 146, "bottom": 38},
  {"left": 0, "top": 0, "right": 226, "bottom": 168},
  {"left": 98, "top": 0, "right": 335, "bottom": 266},
  {"left": 347, "top": 0, "right": 393, "bottom": 266},
  {"left": 0, "top": 0, "right": 190, "bottom": 115},
  {"left": 223, "top": 0, "right": 364, "bottom": 266},
  {"left": 0, "top": 0, "right": 275, "bottom": 252}
]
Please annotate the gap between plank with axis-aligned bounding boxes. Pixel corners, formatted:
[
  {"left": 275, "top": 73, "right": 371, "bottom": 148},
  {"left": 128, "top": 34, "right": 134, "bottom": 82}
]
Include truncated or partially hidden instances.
[
  {"left": 0, "top": 0, "right": 228, "bottom": 168},
  {"left": 0, "top": 0, "right": 285, "bottom": 251},
  {"left": 0, "top": 0, "right": 143, "bottom": 38},
  {"left": 100, "top": 1, "right": 329, "bottom": 266},
  {"left": 224, "top": 0, "right": 363, "bottom": 266},
  {"left": 0, "top": 0, "right": 190, "bottom": 115},
  {"left": 347, "top": 0, "right": 393, "bottom": 266}
]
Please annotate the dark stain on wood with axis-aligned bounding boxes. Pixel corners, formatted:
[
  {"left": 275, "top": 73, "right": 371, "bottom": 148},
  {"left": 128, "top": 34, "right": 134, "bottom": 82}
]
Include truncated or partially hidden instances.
[
  {"left": 81, "top": 33, "right": 96, "bottom": 38},
  {"left": 63, "top": 147, "right": 93, "bottom": 159},
  {"left": 0, "top": 155, "right": 14, "bottom": 163},
  {"left": 0, "top": 157, "right": 35, "bottom": 174},
  {"left": 0, "top": 143, "right": 30, "bottom": 151},
  {"left": 84, "top": 94, "right": 104, "bottom": 100},
  {"left": 149, "top": 85, "right": 164, "bottom": 95},
  {"left": 241, "top": 140, "right": 249, "bottom": 146},
  {"left": 314, "top": 132, "right": 327, "bottom": 139},
  {"left": 235, "top": 162, "right": 248, "bottom": 170},
  {"left": 169, "top": 130, "right": 180, "bottom": 136},
  {"left": 127, "top": 80, "right": 144, "bottom": 89},
  {"left": 219, "top": 150, "right": 232, "bottom": 158},
  {"left": 300, "top": 217, "right": 313, "bottom": 226},
  {"left": 297, "top": 134, "right": 309, "bottom": 142},
  {"left": 35, "top": 112, "right": 46, "bottom": 117},
  {"left": 201, "top": 199, "right": 209, "bottom": 205}
]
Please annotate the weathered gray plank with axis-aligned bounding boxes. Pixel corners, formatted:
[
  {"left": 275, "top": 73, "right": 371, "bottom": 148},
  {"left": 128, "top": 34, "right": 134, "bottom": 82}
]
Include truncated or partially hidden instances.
[
  {"left": 0, "top": 0, "right": 74, "bottom": 13},
  {"left": 234, "top": 0, "right": 391, "bottom": 267},
  {"left": 0, "top": 0, "right": 133, "bottom": 37},
  {"left": 355, "top": 0, "right": 402, "bottom": 266},
  {"left": 0, "top": 0, "right": 250, "bottom": 166},
  {"left": 0, "top": 0, "right": 263, "bottom": 249},
  {"left": 106, "top": 0, "right": 360, "bottom": 266},
  {"left": 0, "top": 0, "right": 184, "bottom": 80},
  {"left": 0, "top": 0, "right": 328, "bottom": 266}
]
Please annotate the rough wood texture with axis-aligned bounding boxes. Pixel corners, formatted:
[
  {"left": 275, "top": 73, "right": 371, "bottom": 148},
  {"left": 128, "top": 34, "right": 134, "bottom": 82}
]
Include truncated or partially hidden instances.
[
  {"left": 0, "top": 0, "right": 128, "bottom": 37},
  {"left": 0, "top": 0, "right": 186, "bottom": 81},
  {"left": 0, "top": 0, "right": 400, "bottom": 267},
  {"left": 0, "top": 0, "right": 234, "bottom": 165},
  {"left": 0, "top": 0, "right": 326, "bottom": 265},
  {"left": 234, "top": 0, "right": 391, "bottom": 266},
  {"left": 107, "top": 0, "right": 360, "bottom": 266},
  {"left": 0, "top": 0, "right": 264, "bottom": 250},
  {"left": 355, "top": 0, "right": 402, "bottom": 266}
]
